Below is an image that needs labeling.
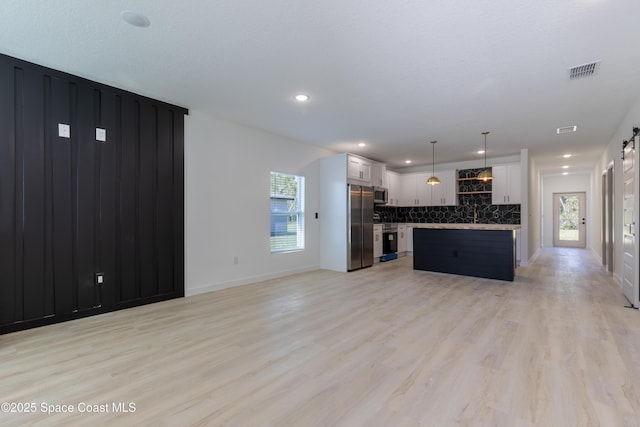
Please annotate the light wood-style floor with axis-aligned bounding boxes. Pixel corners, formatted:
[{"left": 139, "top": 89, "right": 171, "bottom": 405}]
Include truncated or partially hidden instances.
[{"left": 2, "top": 248, "right": 640, "bottom": 426}]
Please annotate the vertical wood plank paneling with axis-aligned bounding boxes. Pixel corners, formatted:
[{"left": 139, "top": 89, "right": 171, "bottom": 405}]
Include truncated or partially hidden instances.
[
  {"left": 172, "top": 111, "right": 185, "bottom": 296},
  {"left": 50, "top": 77, "right": 75, "bottom": 314},
  {"left": 156, "top": 108, "right": 174, "bottom": 295},
  {"left": 0, "top": 53, "right": 186, "bottom": 334},
  {"left": 91, "top": 89, "right": 103, "bottom": 308},
  {"left": 96, "top": 91, "right": 118, "bottom": 307},
  {"left": 138, "top": 101, "right": 157, "bottom": 298},
  {"left": 93, "top": 89, "right": 102, "bottom": 308},
  {"left": 98, "top": 90, "right": 118, "bottom": 307},
  {"left": 21, "top": 68, "right": 46, "bottom": 321},
  {"left": 118, "top": 97, "right": 139, "bottom": 302},
  {"left": 0, "top": 59, "right": 17, "bottom": 324},
  {"left": 113, "top": 95, "right": 123, "bottom": 304},
  {"left": 73, "top": 84, "right": 97, "bottom": 311},
  {"left": 12, "top": 67, "right": 25, "bottom": 322},
  {"left": 42, "top": 75, "right": 55, "bottom": 316}
]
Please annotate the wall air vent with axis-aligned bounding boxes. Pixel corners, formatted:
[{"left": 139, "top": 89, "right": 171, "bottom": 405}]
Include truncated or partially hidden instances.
[
  {"left": 557, "top": 125, "right": 577, "bottom": 134},
  {"left": 568, "top": 61, "right": 600, "bottom": 80}
]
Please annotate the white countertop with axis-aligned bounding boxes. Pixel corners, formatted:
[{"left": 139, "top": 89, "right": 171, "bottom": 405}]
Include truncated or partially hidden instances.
[{"left": 405, "top": 223, "right": 521, "bottom": 231}]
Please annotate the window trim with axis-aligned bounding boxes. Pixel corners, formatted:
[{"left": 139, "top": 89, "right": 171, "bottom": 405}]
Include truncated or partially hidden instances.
[{"left": 270, "top": 172, "right": 305, "bottom": 254}]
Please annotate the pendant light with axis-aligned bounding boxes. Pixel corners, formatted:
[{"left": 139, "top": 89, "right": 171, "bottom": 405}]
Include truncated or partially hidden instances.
[
  {"left": 427, "top": 140, "right": 440, "bottom": 185},
  {"left": 477, "top": 131, "right": 493, "bottom": 181}
]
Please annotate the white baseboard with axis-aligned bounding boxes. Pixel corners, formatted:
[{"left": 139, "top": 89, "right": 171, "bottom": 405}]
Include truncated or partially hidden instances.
[
  {"left": 185, "top": 264, "right": 320, "bottom": 297},
  {"left": 613, "top": 272, "right": 622, "bottom": 286},
  {"left": 528, "top": 247, "right": 541, "bottom": 265},
  {"left": 589, "top": 247, "right": 603, "bottom": 265}
]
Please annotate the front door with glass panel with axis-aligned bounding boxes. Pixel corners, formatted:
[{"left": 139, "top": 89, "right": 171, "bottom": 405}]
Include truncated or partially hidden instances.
[{"left": 552, "top": 192, "right": 586, "bottom": 248}]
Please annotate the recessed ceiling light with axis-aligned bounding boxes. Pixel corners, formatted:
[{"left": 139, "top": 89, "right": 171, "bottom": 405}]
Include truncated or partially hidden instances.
[
  {"left": 121, "top": 10, "right": 150, "bottom": 27},
  {"left": 562, "top": 165, "right": 569, "bottom": 169},
  {"left": 563, "top": 154, "right": 572, "bottom": 158},
  {"left": 358, "top": 142, "right": 366, "bottom": 147},
  {"left": 477, "top": 150, "right": 485, "bottom": 154},
  {"left": 562, "top": 172, "right": 569, "bottom": 175},
  {"left": 294, "top": 94, "right": 309, "bottom": 102},
  {"left": 405, "top": 160, "right": 412, "bottom": 164}
]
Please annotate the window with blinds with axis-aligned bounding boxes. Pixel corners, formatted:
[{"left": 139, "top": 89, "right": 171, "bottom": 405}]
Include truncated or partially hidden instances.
[{"left": 270, "top": 172, "right": 305, "bottom": 253}]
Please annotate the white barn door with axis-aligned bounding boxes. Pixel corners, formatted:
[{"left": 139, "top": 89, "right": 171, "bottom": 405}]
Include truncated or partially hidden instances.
[{"left": 622, "top": 135, "right": 639, "bottom": 308}]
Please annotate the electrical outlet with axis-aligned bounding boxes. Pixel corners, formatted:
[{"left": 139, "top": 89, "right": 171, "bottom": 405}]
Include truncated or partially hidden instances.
[
  {"left": 96, "top": 273, "right": 104, "bottom": 285},
  {"left": 233, "top": 256, "right": 239, "bottom": 265}
]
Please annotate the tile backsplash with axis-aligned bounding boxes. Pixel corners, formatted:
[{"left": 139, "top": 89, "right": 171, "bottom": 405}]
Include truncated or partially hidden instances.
[
  {"left": 375, "top": 167, "right": 521, "bottom": 224},
  {"left": 375, "top": 203, "right": 520, "bottom": 224}
]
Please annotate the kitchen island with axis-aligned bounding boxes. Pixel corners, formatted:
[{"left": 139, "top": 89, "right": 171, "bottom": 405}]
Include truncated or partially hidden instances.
[{"left": 412, "top": 224, "right": 520, "bottom": 281}]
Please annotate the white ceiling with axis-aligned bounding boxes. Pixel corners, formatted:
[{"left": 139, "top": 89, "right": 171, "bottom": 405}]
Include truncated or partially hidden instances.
[{"left": 2, "top": 0, "right": 640, "bottom": 174}]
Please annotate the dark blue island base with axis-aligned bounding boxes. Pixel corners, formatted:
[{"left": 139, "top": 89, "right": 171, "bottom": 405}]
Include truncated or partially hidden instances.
[{"left": 413, "top": 227, "right": 516, "bottom": 281}]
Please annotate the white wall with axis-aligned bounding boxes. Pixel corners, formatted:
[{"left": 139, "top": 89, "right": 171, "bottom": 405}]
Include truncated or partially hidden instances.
[
  {"left": 527, "top": 156, "right": 541, "bottom": 262},
  {"left": 590, "top": 158, "right": 603, "bottom": 262},
  {"left": 185, "top": 110, "right": 334, "bottom": 296},
  {"left": 519, "top": 149, "right": 529, "bottom": 266},
  {"left": 541, "top": 173, "right": 592, "bottom": 248},
  {"left": 320, "top": 154, "right": 348, "bottom": 272}
]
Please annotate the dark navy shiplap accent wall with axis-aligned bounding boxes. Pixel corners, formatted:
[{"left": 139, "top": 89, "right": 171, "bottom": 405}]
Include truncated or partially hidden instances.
[{"left": 0, "top": 53, "right": 187, "bottom": 334}]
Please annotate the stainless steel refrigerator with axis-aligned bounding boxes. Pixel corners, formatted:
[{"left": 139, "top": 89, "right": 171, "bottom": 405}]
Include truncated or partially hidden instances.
[{"left": 347, "top": 184, "right": 374, "bottom": 271}]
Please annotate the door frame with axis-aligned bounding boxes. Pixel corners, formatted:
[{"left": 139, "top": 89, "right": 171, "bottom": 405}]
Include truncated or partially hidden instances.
[
  {"left": 602, "top": 164, "right": 614, "bottom": 271},
  {"left": 552, "top": 192, "right": 586, "bottom": 248}
]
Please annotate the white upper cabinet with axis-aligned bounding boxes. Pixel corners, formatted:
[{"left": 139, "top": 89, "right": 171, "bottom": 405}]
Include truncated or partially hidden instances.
[
  {"left": 492, "top": 163, "right": 521, "bottom": 205},
  {"left": 400, "top": 173, "right": 431, "bottom": 206},
  {"left": 429, "top": 169, "right": 457, "bottom": 206},
  {"left": 370, "top": 162, "right": 387, "bottom": 188},
  {"left": 400, "top": 174, "right": 415, "bottom": 206},
  {"left": 347, "top": 155, "right": 372, "bottom": 183},
  {"left": 401, "top": 169, "right": 457, "bottom": 206},
  {"left": 386, "top": 170, "right": 401, "bottom": 206}
]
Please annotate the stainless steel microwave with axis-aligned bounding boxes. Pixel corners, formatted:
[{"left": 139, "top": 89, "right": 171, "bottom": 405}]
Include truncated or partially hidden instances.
[{"left": 373, "top": 187, "right": 388, "bottom": 204}]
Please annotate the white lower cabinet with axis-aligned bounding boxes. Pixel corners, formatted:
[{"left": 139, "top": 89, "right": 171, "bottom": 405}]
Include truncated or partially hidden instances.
[
  {"left": 406, "top": 226, "right": 413, "bottom": 253},
  {"left": 516, "top": 228, "right": 521, "bottom": 266},
  {"left": 374, "top": 224, "right": 383, "bottom": 258},
  {"left": 398, "top": 224, "right": 407, "bottom": 253}
]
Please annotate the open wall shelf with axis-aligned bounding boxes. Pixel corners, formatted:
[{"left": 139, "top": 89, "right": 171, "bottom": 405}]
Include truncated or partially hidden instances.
[{"left": 457, "top": 191, "right": 492, "bottom": 195}]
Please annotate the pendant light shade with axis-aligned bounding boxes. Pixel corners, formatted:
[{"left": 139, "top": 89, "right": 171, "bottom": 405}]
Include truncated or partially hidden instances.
[
  {"left": 427, "top": 175, "right": 441, "bottom": 185},
  {"left": 427, "top": 140, "right": 440, "bottom": 185},
  {"left": 477, "top": 131, "right": 493, "bottom": 181}
]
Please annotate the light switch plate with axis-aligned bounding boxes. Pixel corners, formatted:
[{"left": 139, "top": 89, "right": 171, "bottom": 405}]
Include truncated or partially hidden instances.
[
  {"left": 96, "top": 273, "right": 104, "bottom": 285},
  {"left": 58, "top": 123, "right": 70, "bottom": 138},
  {"left": 96, "top": 128, "right": 107, "bottom": 142}
]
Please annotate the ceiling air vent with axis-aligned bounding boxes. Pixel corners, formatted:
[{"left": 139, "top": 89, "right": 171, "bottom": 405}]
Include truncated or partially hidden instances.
[
  {"left": 557, "top": 125, "right": 577, "bottom": 134},
  {"left": 568, "top": 61, "right": 600, "bottom": 80}
]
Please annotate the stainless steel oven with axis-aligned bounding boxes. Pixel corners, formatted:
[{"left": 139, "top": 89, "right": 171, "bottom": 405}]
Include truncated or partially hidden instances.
[{"left": 383, "top": 223, "right": 397, "bottom": 254}]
